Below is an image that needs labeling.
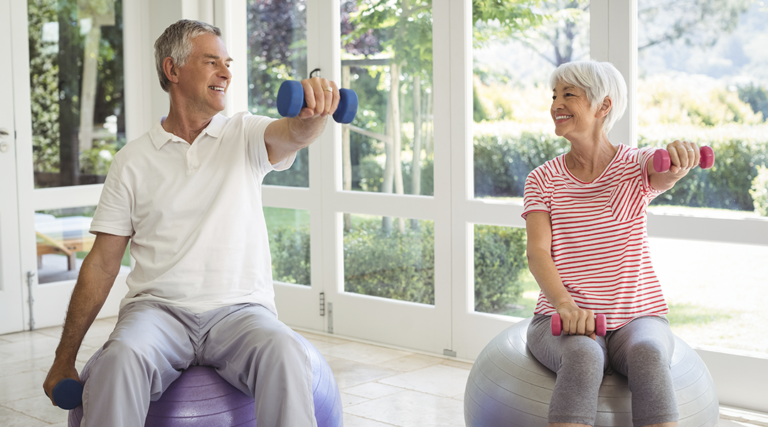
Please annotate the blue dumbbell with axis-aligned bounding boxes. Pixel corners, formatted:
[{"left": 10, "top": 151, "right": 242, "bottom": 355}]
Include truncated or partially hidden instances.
[
  {"left": 276, "top": 80, "right": 359, "bottom": 124},
  {"left": 45, "top": 378, "right": 83, "bottom": 410}
]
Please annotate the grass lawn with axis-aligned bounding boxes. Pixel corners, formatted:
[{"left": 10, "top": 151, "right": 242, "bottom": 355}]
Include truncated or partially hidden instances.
[{"left": 263, "top": 207, "right": 311, "bottom": 229}]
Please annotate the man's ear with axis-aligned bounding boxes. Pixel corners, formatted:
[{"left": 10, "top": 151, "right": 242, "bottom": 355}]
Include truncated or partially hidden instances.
[
  {"left": 162, "top": 57, "right": 179, "bottom": 85},
  {"left": 597, "top": 97, "right": 612, "bottom": 118}
]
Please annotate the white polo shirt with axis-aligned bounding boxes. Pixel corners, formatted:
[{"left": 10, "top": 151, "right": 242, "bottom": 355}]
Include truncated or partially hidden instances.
[{"left": 90, "top": 112, "right": 295, "bottom": 315}]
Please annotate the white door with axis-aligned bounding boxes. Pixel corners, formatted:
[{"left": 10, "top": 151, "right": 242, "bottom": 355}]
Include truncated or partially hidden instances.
[
  {"left": 0, "top": 0, "right": 25, "bottom": 335},
  {"left": 11, "top": 0, "right": 132, "bottom": 331}
]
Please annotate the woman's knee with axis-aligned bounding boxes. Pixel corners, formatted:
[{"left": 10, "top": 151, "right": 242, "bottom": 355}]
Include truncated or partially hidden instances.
[
  {"left": 560, "top": 338, "right": 605, "bottom": 372},
  {"left": 627, "top": 338, "right": 671, "bottom": 368}
]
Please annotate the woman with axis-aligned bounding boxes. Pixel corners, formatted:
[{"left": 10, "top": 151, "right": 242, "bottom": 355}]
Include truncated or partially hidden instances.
[{"left": 523, "top": 60, "right": 700, "bottom": 427}]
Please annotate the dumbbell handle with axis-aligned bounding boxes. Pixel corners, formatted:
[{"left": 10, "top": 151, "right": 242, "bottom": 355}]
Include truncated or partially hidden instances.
[
  {"left": 551, "top": 313, "right": 607, "bottom": 337},
  {"left": 45, "top": 378, "right": 83, "bottom": 410},
  {"left": 276, "top": 80, "right": 359, "bottom": 124},
  {"left": 653, "top": 146, "right": 715, "bottom": 173}
]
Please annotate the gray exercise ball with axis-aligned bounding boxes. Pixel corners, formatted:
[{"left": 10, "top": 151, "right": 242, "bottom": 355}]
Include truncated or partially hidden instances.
[{"left": 464, "top": 318, "right": 719, "bottom": 427}]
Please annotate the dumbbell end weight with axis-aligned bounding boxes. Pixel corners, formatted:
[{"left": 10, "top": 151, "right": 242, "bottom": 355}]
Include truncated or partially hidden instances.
[
  {"left": 551, "top": 313, "right": 607, "bottom": 337},
  {"left": 46, "top": 378, "right": 83, "bottom": 410},
  {"left": 700, "top": 145, "right": 715, "bottom": 169},
  {"left": 334, "top": 88, "right": 359, "bottom": 124}
]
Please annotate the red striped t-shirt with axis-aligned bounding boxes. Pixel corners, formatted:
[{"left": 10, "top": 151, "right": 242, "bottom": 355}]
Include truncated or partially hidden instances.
[{"left": 521, "top": 144, "right": 667, "bottom": 330}]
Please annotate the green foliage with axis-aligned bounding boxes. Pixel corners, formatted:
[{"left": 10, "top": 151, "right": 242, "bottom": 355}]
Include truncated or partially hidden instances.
[
  {"left": 79, "top": 140, "right": 121, "bottom": 176},
  {"left": 345, "top": 0, "right": 433, "bottom": 76},
  {"left": 666, "top": 303, "right": 731, "bottom": 326},
  {"left": 639, "top": 137, "right": 768, "bottom": 211},
  {"left": 474, "top": 131, "right": 569, "bottom": 198},
  {"left": 639, "top": 76, "right": 762, "bottom": 128},
  {"left": 738, "top": 83, "right": 768, "bottom": 123},
  {"left": 267, "top": 217, "right": 531, "bottom": 311},
  {"left": 474, "top": 225, "right": 528, "bottom": 313},
  {"left": 402, "top": 157, "right": 434, "bottom": 196},
  {"left": 28, "top": 0, "right": 126, "bottom": 179},
  {"left": 28, "top": 0, "right": 60, "bottom": 173},
  {"left": 344, "top": 219, "right": 435, "bottom": 304},
  {"left": 638, "top": 0, "right": 753, "bottom": 51},
  {"left": 473, "top": 82, "right": 488, "bottom": 122},
  {"left": 750, "top": 166, "right": 768, "bottom": 216},
  {"left": 269, "top": 226, "right": 311, "bottom": 285},
  {"left": 262, "top": 147, "right": 309, "bottom": 187},
  {"left": 472, "top": 0, "right": 543, "bottom": 48}
]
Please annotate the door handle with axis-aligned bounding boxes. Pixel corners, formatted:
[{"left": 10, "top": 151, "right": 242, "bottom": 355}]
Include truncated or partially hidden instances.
[{"left": 0, "top": 128, "right": 10, "bottom": 152}]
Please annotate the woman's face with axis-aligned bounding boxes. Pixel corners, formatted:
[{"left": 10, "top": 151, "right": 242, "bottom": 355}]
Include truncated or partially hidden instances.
[{"left": 550, "top": 80, "right": 603, "bottom": 139}]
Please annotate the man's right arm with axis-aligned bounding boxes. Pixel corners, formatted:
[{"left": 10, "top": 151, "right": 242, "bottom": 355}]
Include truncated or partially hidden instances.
[{"left": 43, "top": 232, "right": 130, "bottom": 405}]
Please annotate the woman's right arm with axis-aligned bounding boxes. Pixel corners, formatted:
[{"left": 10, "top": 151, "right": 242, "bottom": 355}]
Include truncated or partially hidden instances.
[{"left": 526, "top": 211, "right": 596, "bottom": 339}]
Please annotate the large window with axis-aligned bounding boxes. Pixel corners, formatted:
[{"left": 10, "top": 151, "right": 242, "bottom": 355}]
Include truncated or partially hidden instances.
[
  {"left": 638, "top": 0, "right": 768, "bottom": 354},
  {"left": 246, "top": 0, "right": 309, "bottom": 187},
  {"left": 28, "top": 0, "right": 126, "bottom": 189},
  {"left": 340, "top": 0, "right": 434, "bottom": 197},
  {"left": 471, "top": 1, "right": 589, "bottom": 317},
  {"left": 473, "top": 1, "right": 589, "bottom": 202},
  {"left": 638, "top": 0, "right": 768, "bottom": 218},
  {"left": 35, "top": 206, "right": 131, "bottom": 284},
  {"left": 343, "top": 214, "right": 435, "bottom": 304}
]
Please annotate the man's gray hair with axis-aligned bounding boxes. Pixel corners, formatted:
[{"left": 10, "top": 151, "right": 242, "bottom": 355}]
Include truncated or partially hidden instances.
[
  {"left": 549, "top": 60, "right": 627, "bottom": 135},
  {"left": 154, "top": 20, "right": 222, "bottom": 92}
]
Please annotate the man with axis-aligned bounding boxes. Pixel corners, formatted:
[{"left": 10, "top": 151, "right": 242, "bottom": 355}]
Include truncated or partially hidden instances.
[{"left": 43, "top": 20, "right": 338, "bottom": 426}]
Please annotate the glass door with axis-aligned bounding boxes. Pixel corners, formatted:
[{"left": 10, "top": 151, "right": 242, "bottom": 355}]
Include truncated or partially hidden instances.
[
  {"left": 0, "top": 0, "right": 25, "bottom": 335},
  {"left": 13, "top": 0, "right": 132, "bottom": 330},
  {"left": 317, "top": 0, "right": 453, "bottom": 354}
]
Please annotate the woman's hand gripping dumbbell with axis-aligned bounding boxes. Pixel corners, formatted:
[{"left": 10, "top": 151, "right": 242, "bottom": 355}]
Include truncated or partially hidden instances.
[
  {"left": 551, "top": 313, "right": 607, "bottom": 337},
  {"left": 653, "top": 143, "right": 715, "bottom": 173},
  {"left": 277, "top": 79, "right": 359, "bottom": 124}
]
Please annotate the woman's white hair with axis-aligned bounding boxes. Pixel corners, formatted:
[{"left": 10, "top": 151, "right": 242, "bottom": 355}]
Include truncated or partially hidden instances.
[
  {"left": 549, "top": 60, "right": 627, "bottom": 134},
  {"left": 154, "top": 20, "right": 221, "bottom": 93}
]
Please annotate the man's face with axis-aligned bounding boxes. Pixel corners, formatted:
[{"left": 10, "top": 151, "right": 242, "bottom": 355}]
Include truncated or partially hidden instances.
[{"left": 175, "top": 33, "right": 232, "bottom": 115}]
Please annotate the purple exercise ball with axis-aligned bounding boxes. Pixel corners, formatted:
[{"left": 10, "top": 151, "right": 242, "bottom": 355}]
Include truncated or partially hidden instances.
[{"left": 69, "top": 332, "right": 342, "bottom": 427}]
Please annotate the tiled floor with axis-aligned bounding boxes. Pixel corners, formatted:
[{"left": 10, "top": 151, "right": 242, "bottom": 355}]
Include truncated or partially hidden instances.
[{"left": 0, "top": 317, "right": 764, "bottom": 426}]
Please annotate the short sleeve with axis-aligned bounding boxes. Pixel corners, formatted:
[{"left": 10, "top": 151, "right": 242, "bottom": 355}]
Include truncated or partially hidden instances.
[
  {"left": 244, "top": 114, "right": 296, "bottom": 178},
  {"left": 637, "top": 147, "right": 666, "bottom": 199},
  {"left": 90, "top": 157, "right": 134, "bottom": 237},
  {"left": 521, "top": 168, "right": 551, "bottom": 220}
]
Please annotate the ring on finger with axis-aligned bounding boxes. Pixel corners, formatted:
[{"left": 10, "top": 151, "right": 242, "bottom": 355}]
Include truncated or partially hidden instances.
[{"left": 324, "top": 87, "right": 333, "bottom": 92}]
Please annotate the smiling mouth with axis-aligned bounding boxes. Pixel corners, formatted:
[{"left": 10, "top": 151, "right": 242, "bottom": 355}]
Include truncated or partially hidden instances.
[
  {"left": 555, "top": 115, "right": 573, "bottom": 123},
  {"left": 209, "top": 86, "right": 225, "bottom": 93}
]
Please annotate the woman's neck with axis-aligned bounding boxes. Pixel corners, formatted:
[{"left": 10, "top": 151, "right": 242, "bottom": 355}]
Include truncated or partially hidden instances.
[{"left": 564, "top": 133, "right": 617, "bottom": 183}]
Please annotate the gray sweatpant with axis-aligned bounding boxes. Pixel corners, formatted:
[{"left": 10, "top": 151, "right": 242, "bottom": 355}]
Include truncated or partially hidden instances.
[
  {"left": 527, "top": 314, "right": 678, "bottom": 427},
  {"left": 76, "top": 301, "right": 317, "bottom": 427}
]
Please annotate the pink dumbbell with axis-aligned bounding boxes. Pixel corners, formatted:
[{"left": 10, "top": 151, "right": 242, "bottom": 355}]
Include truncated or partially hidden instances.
[
  {"left": 653, "top": 146, "right": 715, "bottom": 173},
  {"left": 551, "top": 313, "right": 607, "bottom": 337}
]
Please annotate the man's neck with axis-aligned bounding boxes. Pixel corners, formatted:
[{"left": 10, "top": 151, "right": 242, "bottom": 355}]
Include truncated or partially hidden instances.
[{"left": 161, "top": 109, "right": 215, "bottom": 145}]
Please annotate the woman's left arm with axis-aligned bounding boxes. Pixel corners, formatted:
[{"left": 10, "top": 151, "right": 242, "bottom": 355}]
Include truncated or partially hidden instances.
[{"left": 648, "top": 140, "right": 701, "bottom": 192}]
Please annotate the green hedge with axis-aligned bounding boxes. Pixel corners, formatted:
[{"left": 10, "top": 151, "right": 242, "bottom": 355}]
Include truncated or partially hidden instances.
[
  {"left": 751, "top": 166, "right": 768, "bottom": 216},
  {"left": 270, "top": 226, "right": 311, "bottom": 285},
  {"left": 638, "top": 137, "right": 768, "bottom": 211},
  {"left": 343, "top": 220, "right": 435, "bottom": 304},
  {"left": 473, "top": 129, "right": 768, "bottom": 213},
  {"left": 269, "top": 221, "right": 530, "bottom": 310},
  {"left": 473, "top": 225, "right": 528, "bottom": 313}
]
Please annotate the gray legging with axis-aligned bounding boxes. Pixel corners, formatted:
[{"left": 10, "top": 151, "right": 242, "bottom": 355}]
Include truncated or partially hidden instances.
[{"left": 527, "top": 314, "right": 679, "bottom": 427}]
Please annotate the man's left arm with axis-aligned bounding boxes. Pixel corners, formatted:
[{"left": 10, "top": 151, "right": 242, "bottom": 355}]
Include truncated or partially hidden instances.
[{"left": 264, "top": 77, "right": 340, "bottom": 165}]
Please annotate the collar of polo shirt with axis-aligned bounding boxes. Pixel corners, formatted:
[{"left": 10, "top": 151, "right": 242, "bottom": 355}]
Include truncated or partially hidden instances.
[{"left": 149, "top": 114, "right": 227, "bottom": 150}]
